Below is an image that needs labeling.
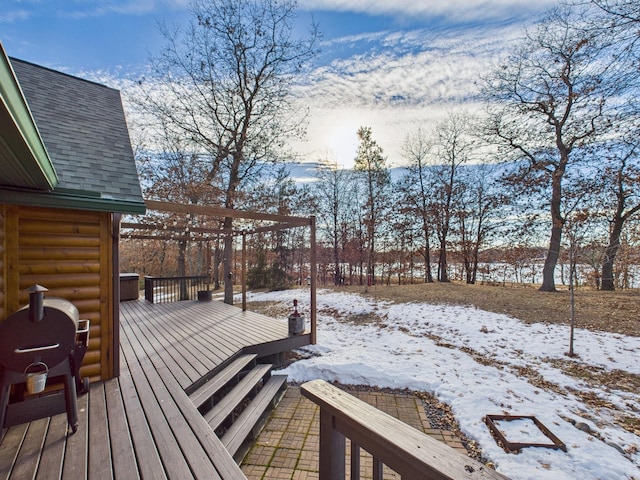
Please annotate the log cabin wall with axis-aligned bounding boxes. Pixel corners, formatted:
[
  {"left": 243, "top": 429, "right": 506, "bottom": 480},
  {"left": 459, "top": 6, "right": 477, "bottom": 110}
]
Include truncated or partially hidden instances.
[
  {"left": 0, "top": 203, "right": 115, "bottom": 381},
  {"left": 0, "top": 206, "right": 5, "bottom": 322}
]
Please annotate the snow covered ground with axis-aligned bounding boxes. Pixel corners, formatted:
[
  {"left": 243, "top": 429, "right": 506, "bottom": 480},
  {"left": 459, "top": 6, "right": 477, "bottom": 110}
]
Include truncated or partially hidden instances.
[{"left": 241, "top": 288, "right": 640, "bottom": 480}]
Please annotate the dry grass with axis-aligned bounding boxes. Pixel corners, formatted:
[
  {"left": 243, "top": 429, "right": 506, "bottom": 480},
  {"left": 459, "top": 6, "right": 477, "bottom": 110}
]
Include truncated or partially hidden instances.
[{"left": 327, "top": 281, "right": 640, "bottom": 337}]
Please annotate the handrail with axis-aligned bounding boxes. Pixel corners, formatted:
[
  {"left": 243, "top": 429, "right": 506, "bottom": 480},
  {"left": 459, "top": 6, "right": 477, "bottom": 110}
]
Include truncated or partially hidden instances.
[
  {"left": 144, "top": 275, "right": 210, "bottom": 303},
  {"left": 300, "top": 380, "right": 510, "bottom": 480}
]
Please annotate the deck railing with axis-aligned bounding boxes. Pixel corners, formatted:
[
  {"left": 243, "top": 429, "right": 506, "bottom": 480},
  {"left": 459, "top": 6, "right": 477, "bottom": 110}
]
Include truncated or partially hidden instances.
[
  {"left": 300, "top": 380, "right": 509, "bottom": 480},
  {"left": 144, "top": 275, "right": 210, "bottom": 303}
]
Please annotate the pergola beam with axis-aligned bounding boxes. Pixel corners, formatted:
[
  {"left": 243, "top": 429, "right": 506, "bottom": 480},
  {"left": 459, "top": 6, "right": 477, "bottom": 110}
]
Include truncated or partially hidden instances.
[
  {"left": 144, "top": 199, "right": 311, "bottom": 226},
  {"left": 121, "top": 221, "right": 305, "bottom": 238}
]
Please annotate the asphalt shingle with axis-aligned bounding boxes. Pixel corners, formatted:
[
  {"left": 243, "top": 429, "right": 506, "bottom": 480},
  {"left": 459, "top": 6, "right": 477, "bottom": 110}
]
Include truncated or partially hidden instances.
[{"left": 10, "top": 58, "right": 143, "bottom": 205}]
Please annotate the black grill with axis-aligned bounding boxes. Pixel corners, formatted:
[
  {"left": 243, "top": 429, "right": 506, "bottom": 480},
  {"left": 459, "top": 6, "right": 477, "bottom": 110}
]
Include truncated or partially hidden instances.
[{"left": 0, "top": 285, "right": 90, "bottom": 433}]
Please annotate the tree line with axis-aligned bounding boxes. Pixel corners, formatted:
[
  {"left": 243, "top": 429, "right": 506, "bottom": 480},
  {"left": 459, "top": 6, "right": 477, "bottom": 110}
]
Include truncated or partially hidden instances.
[{"left": 120, "top": 0, "right": 640, "bottom": 298}]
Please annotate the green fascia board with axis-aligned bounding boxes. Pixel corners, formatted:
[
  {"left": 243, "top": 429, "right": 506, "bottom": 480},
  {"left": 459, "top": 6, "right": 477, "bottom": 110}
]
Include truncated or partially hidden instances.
[
  {"left": 0, "top": 43, "right": 58, "bottom": 190},
  {"left": 0, "top": 188, "right": 147, "bottom": 215}
]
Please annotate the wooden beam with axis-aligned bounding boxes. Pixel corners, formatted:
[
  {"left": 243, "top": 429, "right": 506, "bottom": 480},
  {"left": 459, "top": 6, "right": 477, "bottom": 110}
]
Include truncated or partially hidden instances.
[
  {"left": 121, "top": 221, "right": 303, "bottom": 237},
  {"left": 144, "top": 200, "right": 310, "bottom": 226}
]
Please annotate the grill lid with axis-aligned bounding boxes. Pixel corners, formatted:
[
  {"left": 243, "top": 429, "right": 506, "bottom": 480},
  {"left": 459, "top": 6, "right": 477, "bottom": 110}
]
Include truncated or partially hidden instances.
[{"left": 0, "top": 287, "right": 79, "bottom": 373}]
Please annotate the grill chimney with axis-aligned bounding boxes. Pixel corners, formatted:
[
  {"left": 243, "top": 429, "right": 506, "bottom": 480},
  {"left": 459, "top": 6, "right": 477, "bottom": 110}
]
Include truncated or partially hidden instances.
[{"left": 27, "top": 284, "right": 48, "bottom": 323}]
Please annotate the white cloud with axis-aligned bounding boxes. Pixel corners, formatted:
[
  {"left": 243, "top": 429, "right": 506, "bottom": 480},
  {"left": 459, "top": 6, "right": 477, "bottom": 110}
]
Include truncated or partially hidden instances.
[
  {"left": 293, "top": 23, "right": 522, "bottom": 167},
  {"left": 299, "top": 0, "right": 559, "bottom": 22}
]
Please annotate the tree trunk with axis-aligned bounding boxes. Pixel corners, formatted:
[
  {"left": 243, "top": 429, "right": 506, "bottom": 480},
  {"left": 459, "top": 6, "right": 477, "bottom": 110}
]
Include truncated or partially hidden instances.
[
  {"left": 540, "top": 165, "right": 565, "bottom": 292},
  {"left": 333, "top": 240, "right": 341, "bottom": 286},
  {"left": 601, "top": 216, "right": 624, "bottom": 291},
  {"left": 438, "top": 240, "right": 449, "bottom": 282},
  {"left": 422, "top": 222, "right": 433, "bottom": 283},
  {"left": 540, "top": 223, "right": 562, "bottom": 291},
  {"left": 471, "top": 243, "right": 480, "bottom": 285}
]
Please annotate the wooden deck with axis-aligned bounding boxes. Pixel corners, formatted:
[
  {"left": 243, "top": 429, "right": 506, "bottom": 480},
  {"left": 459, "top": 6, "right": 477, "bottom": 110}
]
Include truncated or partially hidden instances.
[{"left": 0, "top": 298, "right": 311, "bottom": 479}]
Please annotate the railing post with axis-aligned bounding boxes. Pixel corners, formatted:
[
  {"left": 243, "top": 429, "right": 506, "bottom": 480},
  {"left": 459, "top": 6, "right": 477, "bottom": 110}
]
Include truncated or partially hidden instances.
[
  {"left": 373, "top": 458, "right": 383, "bottom": 480},
  {"left": 144, "top": 276, "right": 154, "bottom": 303},
  {"left": 242, "top": 233, "right": 247, "bottom": 312},
  {"left": 319, "top": 408, "right": 345, "bottom": 480},
  {"left": 351, "top": 442, "right": 360, "bottom": 480}
]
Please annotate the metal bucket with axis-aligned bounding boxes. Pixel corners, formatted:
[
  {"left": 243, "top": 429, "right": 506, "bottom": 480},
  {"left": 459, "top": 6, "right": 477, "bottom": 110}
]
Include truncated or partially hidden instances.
[
  {"left": 24, "top": 362, "right": 48, "bottom": 394},
  {"left": 288, "top": 314, "right": 305, "bottom": 335}
]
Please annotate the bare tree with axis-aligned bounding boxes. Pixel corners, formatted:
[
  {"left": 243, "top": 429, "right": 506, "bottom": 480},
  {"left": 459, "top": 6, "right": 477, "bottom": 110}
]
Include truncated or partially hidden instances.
[
  {"left": 135, "top": 119, "right": 221, "bottom": 283},
  {"left": 587, "top": 0, "right": 640, "bottom": 66},
  {"left": 482, "top": 6, "right": 609, "bottom": 291},
  {"left": 400, "top": 126, "right": 434, "bottom": 283},
  {"left": 455, "top": 163, "right": 505, "bottom": 284},
  {"left": 596, "top": 137, "right": 640, "bottom": 289},
  {"left": 431, "top": 113, "right": 473, "bottom": 282},
  {"left": 139, "top": 0, "right": 318, "bottom": 303},
  {"left": 313, "top": 161, "right": 357, "bottom": 285},
  {"left": 354, "top": 126, "right": 390, "bottom": 287},
  {"left": 569, "top": 0, "right": 640, "bottom": 289}
]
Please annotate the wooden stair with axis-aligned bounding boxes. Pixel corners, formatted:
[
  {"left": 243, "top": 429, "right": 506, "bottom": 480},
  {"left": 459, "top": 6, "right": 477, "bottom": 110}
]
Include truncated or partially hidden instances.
[{"left": 189, "top": 353, "right": 287, "bottom": 462}]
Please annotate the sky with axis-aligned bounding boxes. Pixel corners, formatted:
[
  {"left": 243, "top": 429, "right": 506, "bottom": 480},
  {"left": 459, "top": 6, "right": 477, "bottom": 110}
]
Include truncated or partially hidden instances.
[
  {"left": 241, "top": 288, "right": 640, "bottom": 480},
  {"left": 1, "top": 0, "right": 560, "bottom": 168}
]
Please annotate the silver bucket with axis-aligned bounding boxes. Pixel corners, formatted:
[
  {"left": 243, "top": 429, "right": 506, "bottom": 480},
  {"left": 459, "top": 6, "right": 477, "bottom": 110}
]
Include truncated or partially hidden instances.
[
  {"left": 288, "top": 314, "right": 305, "bottom": 335},
  {"left": 24, "top": 362, "right": 48, "bottom": 394}
]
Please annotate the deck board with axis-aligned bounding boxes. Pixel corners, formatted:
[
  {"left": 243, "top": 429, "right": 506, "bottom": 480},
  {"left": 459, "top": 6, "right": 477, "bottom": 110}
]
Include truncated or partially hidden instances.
[
  {"left": 104, "top": 379, "right": 139, "bottom": 480},
  {"left": 89, "top": 383, "right": 113, "bottom": 480},
  {"left": 0, "top": 298, "right": 308, "bottom": 479},
  {"left": 61, "top": 392, "right": 88, "bottom": 480},
  {"left": 35, "top": 414, "right": 66, "bottom": 480}
]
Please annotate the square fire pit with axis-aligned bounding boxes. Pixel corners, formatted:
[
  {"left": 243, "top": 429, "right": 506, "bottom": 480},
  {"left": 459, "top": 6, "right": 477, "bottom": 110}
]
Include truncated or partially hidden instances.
[{"left": 485, "top": 414, "right": 567, "bottom": 453}]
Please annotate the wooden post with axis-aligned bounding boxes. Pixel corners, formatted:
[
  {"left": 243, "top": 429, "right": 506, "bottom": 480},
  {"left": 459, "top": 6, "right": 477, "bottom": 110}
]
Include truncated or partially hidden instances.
[
  {"left": 373, "top": 458, "right": 383, "bottom": 480},
  {"left": 242, "top": 232, "right": 247, "bottom": 312},
  {"left": 310, "top": 215, "right": 317, "bottom": 344},
  {"left": 319, "top": 409, "right": 345, "bottom": 480},
  {"left": 111, "top": 213, "right": 121, "bottom": 377},
  {"left": 351, "top": 442, "right": 361, "bottom": 480}
]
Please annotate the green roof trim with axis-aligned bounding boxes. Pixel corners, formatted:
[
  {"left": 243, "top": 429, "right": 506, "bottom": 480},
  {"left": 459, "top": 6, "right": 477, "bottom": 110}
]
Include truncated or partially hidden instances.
[
  {"left": 0, "top": 188, "right": 147, "bottom": 215},
  {"left": 0, "top": 42, "right": 57, "bottom": 190}
]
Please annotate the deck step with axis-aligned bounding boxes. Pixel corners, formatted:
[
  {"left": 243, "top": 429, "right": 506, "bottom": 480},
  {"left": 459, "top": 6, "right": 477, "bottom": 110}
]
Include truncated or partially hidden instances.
[
  {"left": 204, "top": 363, "right": 273, "bottom": 431},
  {"left": 189, "top": 353, "right": 257, "bottom": 410},
  {"left": 222, "top": 374, "right": 288, "bottom": 458}
]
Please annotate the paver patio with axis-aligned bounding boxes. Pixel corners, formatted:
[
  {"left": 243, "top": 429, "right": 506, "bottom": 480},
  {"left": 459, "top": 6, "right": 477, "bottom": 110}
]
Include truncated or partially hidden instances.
[{"left": 241, "top": 385, "right": 468, "bottom": 479}]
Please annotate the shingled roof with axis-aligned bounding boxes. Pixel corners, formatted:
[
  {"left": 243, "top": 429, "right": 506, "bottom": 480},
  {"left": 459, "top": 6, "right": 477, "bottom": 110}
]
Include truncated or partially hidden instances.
[{"left": 0, "top": 57, "right": 145, "bottom": 214}]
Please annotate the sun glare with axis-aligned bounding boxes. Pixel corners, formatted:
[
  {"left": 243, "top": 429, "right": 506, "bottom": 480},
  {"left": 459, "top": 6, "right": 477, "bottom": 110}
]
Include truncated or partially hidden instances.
[{"left": 326, "top": 122, "right": 359, "bottom": 169}]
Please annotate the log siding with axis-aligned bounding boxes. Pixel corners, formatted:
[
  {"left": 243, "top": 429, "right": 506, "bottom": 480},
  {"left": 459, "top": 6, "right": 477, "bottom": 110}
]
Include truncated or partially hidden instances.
[{"left": 0, "top": 204, "right": 114, "bottom": 381}]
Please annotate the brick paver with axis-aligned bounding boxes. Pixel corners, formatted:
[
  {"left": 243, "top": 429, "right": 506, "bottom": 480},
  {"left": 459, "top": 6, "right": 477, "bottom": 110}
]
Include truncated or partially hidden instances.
[{"left": 241, "top": 386, "right": 468, "bottom": 479}]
